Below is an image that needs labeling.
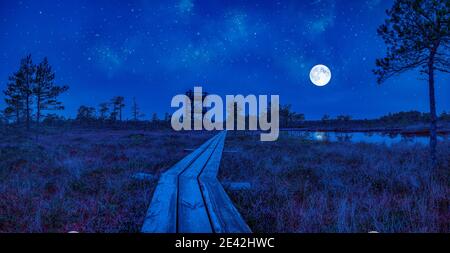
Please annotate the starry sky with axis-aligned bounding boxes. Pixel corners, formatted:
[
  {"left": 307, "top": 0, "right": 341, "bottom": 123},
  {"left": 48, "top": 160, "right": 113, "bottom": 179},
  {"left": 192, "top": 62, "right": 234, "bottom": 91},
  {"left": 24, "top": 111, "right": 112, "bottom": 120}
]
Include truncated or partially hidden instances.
[{"left": 1, "top": 0, "right": 449, "bottom": 120}]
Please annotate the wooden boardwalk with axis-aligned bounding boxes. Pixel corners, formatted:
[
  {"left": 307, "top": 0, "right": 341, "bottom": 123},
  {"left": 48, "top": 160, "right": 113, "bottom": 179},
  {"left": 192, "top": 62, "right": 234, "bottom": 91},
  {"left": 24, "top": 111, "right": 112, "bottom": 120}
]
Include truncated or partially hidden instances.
[{"left": 141, "top": 131, "right": 251, "bottom": 233}]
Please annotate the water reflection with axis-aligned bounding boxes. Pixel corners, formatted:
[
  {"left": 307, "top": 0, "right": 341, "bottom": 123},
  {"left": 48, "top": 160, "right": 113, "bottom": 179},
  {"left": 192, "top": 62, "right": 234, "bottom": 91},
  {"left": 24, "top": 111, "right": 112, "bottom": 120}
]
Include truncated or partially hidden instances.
[
  {"left": 314, "top": 132, "right": 326, "bottom": 141},
  {"left": 285, "top": 131, "right": 448, "bottom": 145}
]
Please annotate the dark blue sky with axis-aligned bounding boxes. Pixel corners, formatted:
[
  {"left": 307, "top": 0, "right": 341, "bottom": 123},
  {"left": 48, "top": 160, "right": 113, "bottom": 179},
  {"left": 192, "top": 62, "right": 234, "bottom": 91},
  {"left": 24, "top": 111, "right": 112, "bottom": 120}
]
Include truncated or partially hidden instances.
[{"left": 1, "top": 0, "right": 449, "bottom": 120}]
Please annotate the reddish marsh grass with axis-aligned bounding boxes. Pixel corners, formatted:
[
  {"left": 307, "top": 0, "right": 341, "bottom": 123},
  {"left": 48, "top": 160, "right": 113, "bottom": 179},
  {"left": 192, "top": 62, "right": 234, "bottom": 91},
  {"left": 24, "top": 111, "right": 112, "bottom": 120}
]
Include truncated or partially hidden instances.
[
  {"left": 0, "top": 128, "right": 213, "bottom": 232},
  {"left": 219, "top": 132, "right": 449, "bottom": 232}
]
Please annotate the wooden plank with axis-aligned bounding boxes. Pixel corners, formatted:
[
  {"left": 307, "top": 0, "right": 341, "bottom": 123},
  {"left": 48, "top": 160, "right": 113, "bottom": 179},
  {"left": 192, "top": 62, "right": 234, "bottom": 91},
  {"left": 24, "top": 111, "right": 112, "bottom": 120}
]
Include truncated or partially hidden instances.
[
  {"left": 142, "top": 131, "right": 251, "bottom": 233},
  {"left": 141, "top": 133, "right": 220, "bottom": 233},
  {"left": 199, "top": 131, "right": 252, "bottom": 233},
  {"left": 177, "top": 132, "right": 223, "bottom": 233},
  {"left": 200, "top": 180, "right": 251, "bottom": 232}
]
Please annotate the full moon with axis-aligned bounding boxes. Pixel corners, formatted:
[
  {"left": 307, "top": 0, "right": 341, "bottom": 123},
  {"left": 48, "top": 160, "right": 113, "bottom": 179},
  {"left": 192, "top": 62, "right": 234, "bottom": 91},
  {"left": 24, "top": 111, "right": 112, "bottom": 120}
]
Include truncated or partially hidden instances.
[{"left": 309, "top": 64, "right": 331, "bottom": 86}]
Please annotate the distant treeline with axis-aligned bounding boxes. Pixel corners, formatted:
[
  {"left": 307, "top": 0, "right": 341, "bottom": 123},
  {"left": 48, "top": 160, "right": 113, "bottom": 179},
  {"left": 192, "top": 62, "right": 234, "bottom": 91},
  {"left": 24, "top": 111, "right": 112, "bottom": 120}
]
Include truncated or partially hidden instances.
[
  {"left": 0, "top": 54, "right": 172, "bottom": 130},
  {"left": 274, "top": 105, "right": 450, "bottom": 129},
  {"left": 2, "top": 55, "right": 449, "bottom": 130},
  {"left": 281, "top": 110, "right": 450, "bottom": 129}
]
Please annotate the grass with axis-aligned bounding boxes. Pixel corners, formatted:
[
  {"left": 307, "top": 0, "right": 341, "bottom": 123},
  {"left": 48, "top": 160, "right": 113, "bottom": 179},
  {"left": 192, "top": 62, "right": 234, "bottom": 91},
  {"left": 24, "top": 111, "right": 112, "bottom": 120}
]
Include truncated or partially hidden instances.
[
  {"left": 0, "top": 128, "right": 213, "bottom": 232},
  {"left": 219, "top": 131, "right": 450, "bottom": 233},
  {"left": 1, "top": 128, "right": 448, "bottom": 233}
]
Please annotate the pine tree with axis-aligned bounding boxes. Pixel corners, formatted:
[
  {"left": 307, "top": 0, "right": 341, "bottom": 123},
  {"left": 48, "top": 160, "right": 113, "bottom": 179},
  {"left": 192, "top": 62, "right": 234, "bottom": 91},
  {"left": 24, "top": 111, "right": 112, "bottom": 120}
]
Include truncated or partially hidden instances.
[
  {"left": 76, "top": 105, "right": 96, "bottom": 122},
  {"left": 111, "top": 96, "right": 125, "bottom": 121},
  {"left": 34, "top": 57, "right": 69, "bottom": 124},
  {"left": 109, "top": 110, "right": 118, "bottom": 121},
  {"left": 374, "top": 0, "right": 450, "bottom": 169},
  {"left": 131, "top": 97, "right": 144, "bottom": 121},
  {"left": 16, "top": 55, "right": 35, "bottom": 130},
  {"left": 3, "top": 73, "right": 24, "bottom": 124},
  {"left": 99, "top": 102, "right": 109, "bottom": 120},
  {"left": 279, "top": 104, "right": 295, "bottom": 128}
]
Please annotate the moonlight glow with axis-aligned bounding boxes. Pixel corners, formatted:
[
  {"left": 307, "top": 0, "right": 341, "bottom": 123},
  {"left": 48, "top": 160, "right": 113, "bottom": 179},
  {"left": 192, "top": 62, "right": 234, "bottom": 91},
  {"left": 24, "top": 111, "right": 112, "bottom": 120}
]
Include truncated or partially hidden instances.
[{"left": 310, "top": 64, "right": 332, "bottom": 86}]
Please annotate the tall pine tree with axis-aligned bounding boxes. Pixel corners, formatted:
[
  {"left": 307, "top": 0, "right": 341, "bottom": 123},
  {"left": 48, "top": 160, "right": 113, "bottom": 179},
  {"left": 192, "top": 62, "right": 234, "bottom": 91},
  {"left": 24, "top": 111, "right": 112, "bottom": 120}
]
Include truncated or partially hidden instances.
[
  {"left": 34, "top": 57, "right": 69, "bottom": 124},
  {"left": 374, "top": 0, "right": 450, "bottom": 169},
  {"left": 131, "top": 97, "right": 144, "bottom": 121},
  {"left": 3, "top": 73, "right": 24, "bottom": 124},
  {"left": 16, "top": 55, "right": 35, "bottom": 130},
  {"left": 111, "top": 96, "right": 125, "bottom": 121},
  {"left": 99, "top": 102, "right": 109, "bottom": 120}
]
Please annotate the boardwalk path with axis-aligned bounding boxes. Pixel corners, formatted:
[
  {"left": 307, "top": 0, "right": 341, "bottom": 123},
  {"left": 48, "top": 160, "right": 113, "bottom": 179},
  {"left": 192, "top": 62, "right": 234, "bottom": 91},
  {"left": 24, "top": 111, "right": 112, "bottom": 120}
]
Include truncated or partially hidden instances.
[{"left": 141, "top": 131, "right": 251, "bottom": 233}]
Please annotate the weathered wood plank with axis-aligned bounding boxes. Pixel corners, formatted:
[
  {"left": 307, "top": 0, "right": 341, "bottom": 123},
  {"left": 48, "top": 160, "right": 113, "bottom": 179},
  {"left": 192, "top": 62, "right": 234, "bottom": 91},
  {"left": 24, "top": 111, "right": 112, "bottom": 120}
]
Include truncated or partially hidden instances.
[
  {"left": 177, "top": 133, "right": 223, "bottom": 233},
  {"left": 141, "top": 134, "right": 219, "bottom": 233},
  {"left": 142, "top": 131, "right": 250, "bottom": 233},
  {"left": 200, "top": 180, "right": 251, "bottom": 232},
  {"left": 200, "top": 131, "right": 252, "bottom": 233}
]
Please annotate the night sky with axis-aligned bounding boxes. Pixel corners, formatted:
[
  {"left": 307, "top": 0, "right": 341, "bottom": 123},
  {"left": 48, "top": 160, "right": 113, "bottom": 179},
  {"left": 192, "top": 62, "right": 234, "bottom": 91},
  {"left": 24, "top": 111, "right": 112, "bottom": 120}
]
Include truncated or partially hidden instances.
[{"left": 1, "top": 0, "right": 449, "bottom": 120}]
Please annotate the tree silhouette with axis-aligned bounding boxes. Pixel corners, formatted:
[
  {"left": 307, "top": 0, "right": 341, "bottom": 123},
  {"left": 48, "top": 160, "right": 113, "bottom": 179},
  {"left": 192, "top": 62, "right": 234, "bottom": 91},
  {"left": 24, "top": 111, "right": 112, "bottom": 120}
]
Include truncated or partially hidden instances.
[
  {"left": 109, "top": 110, "right": 118, "bottom": 121},
  {"left": 379, "top": 111, "right": 429, "bottom": 124},
  {"left": 111, "top": 96, "right": 125, "bottom": 121},
  {"left": 292, "top": 112, "right": 305, "bottom": 123},
  {"left": 98, "top": 102, "right": 109, "bottom": 120},
  {"left": 15, "top": 55, "right": 35, "bottom": 130},
  {"left": 374, "top": 0, "right": 450, "bottom": 169},
  {"left": 185, "top": 89, "right": 208, "bottom": 124},
  {"left": 76, "top": 105, "right": 96, "bottom": 122},
  {"left": 279, "top": 104, "right": 301, "bottom": 127},
  {"left": 3, "top": 55, "right": 68, "bottom": 129},
  {"left": 34, "top": 57, "right": 69, "bottom": 124},
  {"left": 131, "top": 97, "right": 144, "bottom": 121},
  {"left": 3, "top": 74, "right": 24, "bottom": 124}
]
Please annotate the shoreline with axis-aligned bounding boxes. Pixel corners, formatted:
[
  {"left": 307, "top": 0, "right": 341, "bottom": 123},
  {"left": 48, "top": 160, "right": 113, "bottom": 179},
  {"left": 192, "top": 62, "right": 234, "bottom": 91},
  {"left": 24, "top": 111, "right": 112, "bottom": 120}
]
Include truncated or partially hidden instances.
[{"left": 280, "top": 127, "right": 450, "bottom": 136}]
